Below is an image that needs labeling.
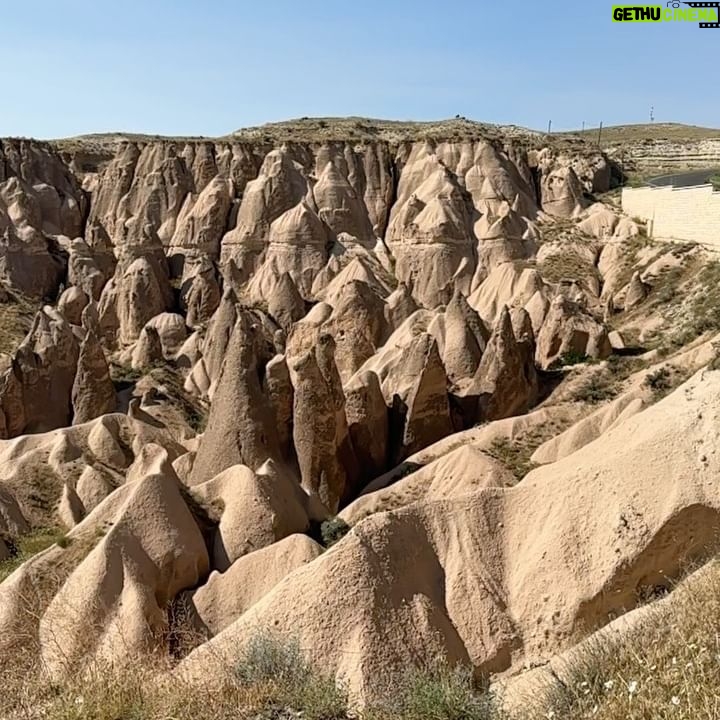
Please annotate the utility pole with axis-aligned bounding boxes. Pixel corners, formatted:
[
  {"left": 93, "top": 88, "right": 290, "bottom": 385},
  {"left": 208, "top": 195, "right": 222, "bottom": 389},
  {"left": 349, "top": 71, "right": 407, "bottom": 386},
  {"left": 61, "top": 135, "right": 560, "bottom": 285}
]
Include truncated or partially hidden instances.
[
  {"left": 547, "top": 119, "right": 552, "bottom": 134},
  {"left": 597, "top": 121, "right": 604, "bottom": 147},
  {"left": 650, "top": 105, "right": 655, "bottom": 123},
  {"left": 582, "top": 120, "right": 585, "bottom": 132}
]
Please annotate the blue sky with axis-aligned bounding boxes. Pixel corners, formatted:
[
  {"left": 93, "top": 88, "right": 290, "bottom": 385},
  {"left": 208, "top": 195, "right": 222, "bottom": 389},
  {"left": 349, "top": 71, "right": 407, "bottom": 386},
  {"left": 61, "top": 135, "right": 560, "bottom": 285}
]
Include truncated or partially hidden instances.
[{"left": 1, "top": 0, "right": 718, "bottom": 138}]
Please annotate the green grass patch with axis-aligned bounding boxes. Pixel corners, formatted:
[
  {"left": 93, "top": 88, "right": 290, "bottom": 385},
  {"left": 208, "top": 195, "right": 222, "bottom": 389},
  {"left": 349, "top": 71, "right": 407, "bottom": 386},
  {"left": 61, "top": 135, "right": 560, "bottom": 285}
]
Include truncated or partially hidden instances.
[{"left": 0, "top": 527, "right": 71, "bottom": 582}]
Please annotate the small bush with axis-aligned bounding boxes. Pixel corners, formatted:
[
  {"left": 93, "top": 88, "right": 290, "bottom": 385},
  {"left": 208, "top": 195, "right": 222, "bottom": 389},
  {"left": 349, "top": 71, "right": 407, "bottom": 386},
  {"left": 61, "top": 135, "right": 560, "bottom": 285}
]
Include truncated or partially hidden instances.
[
  {"left": 0, "top": 527, "right": 70, "bottom": 582},
  {"left": 372, "top": 662, "right": 498, "bottom": 720},
  {"left": 234, "top": 631, "right": 348, "bottom": 720},
  {"left": 486, "top": 437, "right": 539, "bottom": 483},
  {"left": 642, "top": 365, "right": 691, "bottom": 401},
  {"left": 321, "top": 517, "right": 351, "bottom": 548},
  {"left": 643, "top": 366, "right": 672, "bottom": 393},
  {"left": 573, "top": 372, "right": 618, "bottom": 404},
  {"left": 557, "top": 349, "right": 591, "bottom": 367}
]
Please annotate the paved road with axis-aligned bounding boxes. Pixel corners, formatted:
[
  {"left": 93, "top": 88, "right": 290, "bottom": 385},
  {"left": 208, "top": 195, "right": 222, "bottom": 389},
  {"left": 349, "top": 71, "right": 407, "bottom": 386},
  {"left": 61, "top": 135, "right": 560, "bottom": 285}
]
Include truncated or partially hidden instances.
[{"left": 646, "top": 168, "right": 720, "bottom": 187}]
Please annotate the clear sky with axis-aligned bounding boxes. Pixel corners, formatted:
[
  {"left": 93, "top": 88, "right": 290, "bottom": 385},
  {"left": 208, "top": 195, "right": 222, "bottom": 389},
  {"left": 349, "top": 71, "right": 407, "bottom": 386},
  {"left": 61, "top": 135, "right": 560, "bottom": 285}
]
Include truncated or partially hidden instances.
[{"left": 2, "top": 0, "right": 718, "bottom": 139}]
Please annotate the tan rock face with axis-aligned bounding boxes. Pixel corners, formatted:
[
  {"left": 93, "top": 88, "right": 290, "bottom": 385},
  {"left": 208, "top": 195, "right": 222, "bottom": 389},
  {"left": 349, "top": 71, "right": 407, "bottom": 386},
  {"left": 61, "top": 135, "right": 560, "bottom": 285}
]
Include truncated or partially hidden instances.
[
  {"left": 40, "top": 465, "right": 209, "bottom": 680},
  {"left": 72, "top": 331, "right": 117, "bottom": 424},
  {"left": 192, "top": 461, "right": 316, "bottom": 572},
  {"left": 345, "top": 371, "right": 388, "bottom": 483},
  {"left": 473, "top": 306, "right": 538, "bottom": 421},
  {"left": 291, "top": 345, "right": 347, "bottom": 513},
  {"left": 116, "top": 257, "right": 170, "bottom": 344},
  {"left": 180, "top": 256, "right": 221, "bottom": 328},
  {"left": 0, "top": 140, "right": 86, "bottom": 297},
  {"left": 189, "top": 313, "right": 281, "bottom": 486},
  {"left": 540, "top": 164, "right": 586, "bottom": 218},
  {"left": 188, "top": 534, "right": 324, "bottom": 636},
  {"left": 398, "top": 333, "right": 453, "bottom": 459}
]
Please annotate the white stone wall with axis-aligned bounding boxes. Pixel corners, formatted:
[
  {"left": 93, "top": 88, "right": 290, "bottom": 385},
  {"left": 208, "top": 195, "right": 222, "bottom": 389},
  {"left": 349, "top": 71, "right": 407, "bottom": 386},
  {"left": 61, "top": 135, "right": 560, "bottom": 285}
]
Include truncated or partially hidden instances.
[{"left": 622, "top": 185, "right": 720, "bottom": 248}]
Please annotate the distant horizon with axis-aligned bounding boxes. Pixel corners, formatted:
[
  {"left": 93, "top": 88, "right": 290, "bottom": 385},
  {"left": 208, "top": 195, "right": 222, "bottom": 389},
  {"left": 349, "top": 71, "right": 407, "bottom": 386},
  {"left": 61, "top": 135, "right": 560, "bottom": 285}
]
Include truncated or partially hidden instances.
[{"left": 13, "top": 117, "right": 720, "bottom": 143}]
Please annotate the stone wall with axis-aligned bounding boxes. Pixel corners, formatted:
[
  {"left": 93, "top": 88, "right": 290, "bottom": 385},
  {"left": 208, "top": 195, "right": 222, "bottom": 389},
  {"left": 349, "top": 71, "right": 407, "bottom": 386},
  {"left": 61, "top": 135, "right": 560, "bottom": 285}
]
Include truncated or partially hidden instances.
[{"left": 622, "top": 184, "right": 720, "bottom": 248}]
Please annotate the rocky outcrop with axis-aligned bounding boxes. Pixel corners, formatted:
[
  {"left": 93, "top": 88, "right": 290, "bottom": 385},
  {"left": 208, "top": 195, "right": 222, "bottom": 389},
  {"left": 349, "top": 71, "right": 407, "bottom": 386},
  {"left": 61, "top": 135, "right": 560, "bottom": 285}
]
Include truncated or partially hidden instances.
[
  {"left": 191, "top": 460, "right": 320, "bottom": 572},
  {"left": 179, "top": 369, "right": 720, "bottom": 705},
  {"left": 345, "top": 370, "right": 388, "bottom": 482},
  {"left": 189, "top": 534, "right": 324, "bottom": 636},
  {"left": 291, "top": 344, "right": 347, "bottom": 513},
  {"left": 72, "top": 330, "right": 116, "bottom": 424},
  {"left": 396, "top": 333, "right": 453, "bottom": 459},
  {"left": 39, "top": 464, "right": 209, "bottom": 680},
  {"left": 263, "top": 354, "right": 294, "bottom": 462},
  {"left": 540, "top": 165, "right": 586, "bottom": 217},
  {"left": 116, "top": 257, "right": 170, "bottom": 344},
  {"left": 535, "top": 295, "right": 611, "bottom": 369},
  {"left": 473, "top": 306, "right": 538, "bottom": 421},
  {"left": 267, "top": 271, "right": 306, "bottom": 333},
  {"left": 189, "top": 314, "right": 280, "bottom": 486},
  {"left": 180, "top": 256, "right": 221, "bottom": 328}
]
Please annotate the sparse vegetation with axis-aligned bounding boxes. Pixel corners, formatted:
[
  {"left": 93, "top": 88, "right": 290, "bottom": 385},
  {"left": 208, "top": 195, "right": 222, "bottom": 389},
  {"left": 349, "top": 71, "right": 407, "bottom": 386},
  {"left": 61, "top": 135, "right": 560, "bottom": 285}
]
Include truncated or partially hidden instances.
[
  {"left": 0, "top": 526, "right": 71, "bottom": 582},
  {"left": 147, "top": 363, "right": 209, "bottom": 434},
  {"left": 529, "top": 559, "right": 720, "bottom": 720},
  {"left": 233, "top": 631, "right": 348, "bottom": 720},
  {"left": 709, "top": 174, "right": 720, "bottom": 191},
  {"left": 556, "top": 349, "right": 591, "bottom": 367},
  {"left": 320, "top": 517, "right": 351, "bottom": 548},
  {"left": 110, "top": 362, "right": 144, "bottom": 385},
  {"left": 572, "top": 371, "right": 619, "bottom": 405},
  {"left": 486, "top": 437, "right": 540, "bottom": 482},
  {"left": 0, "top": 288, "right": 39, "bottom": 356},
  {"left": 370, "top": 662, "right": 499, "bottom": 720}
]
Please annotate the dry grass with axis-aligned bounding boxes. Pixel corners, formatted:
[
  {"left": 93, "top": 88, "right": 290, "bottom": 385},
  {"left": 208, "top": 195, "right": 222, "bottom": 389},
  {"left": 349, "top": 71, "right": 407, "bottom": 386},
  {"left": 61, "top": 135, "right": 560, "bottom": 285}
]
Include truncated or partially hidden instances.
[
  {"left": 0, "top": 289, "right": 39, "bottom": 356},
  {"left": 230, "top": 116, "right": 539, "bottom": 145},
  {"left": 5, "top": 559, "right": 720, "bottom": 720},
  {"left": 0, "top": 527, "right": 70, "bottom": 582},
  {"left": 557, "top": 123, "right": 720, "bottom": 145},
  {"left": 485, "top": 435, "right": 542, "bottom": 483},
  {"left": 521, "top": 558, "right": 720, "bottom": 720}
]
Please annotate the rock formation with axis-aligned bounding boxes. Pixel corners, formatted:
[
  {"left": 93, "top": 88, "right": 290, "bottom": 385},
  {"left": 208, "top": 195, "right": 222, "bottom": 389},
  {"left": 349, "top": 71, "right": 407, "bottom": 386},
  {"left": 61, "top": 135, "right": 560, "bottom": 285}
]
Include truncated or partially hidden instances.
[{"left": 7, "top": 123, "right": 715, "bottom": 718}]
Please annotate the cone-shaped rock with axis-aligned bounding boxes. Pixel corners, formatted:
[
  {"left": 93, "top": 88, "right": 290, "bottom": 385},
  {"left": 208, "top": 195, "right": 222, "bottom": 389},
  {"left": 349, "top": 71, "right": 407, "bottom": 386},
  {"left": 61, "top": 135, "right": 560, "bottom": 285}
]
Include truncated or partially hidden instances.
[
  {"left": 131, "top": 326, "right": 164, "bottom": 370},
  {"left": 475, "top": 306, "right": 537, "bottom": 420},
  {"left": 72, "top": 330, "right": 117, "bottom": 424},
  {"left": 190, "top": 313, "right": 281, "bottom": 486},
  {"left": 345, "top": 370, "right": 388, "bottom": 483},
  {"left": 385, "top": 282, "right": 419, "bottom": 330},
  {"left": 401, "top": 333, "right": 453, "bottom": 457},
  {"left": 443, "top": 288, "right": 488, "bottom": 384},
  {"left": 263, "top": 354, "right": 294, "bottom": 462},
  {"left": 625, "top": 271, "right": 650, "bottom": 310},
  {"left": 268, "top": 272, "right": 306, "bottom": 334},
  {"left": 291, "top": 347, "right": 347, "bottom": 513}
]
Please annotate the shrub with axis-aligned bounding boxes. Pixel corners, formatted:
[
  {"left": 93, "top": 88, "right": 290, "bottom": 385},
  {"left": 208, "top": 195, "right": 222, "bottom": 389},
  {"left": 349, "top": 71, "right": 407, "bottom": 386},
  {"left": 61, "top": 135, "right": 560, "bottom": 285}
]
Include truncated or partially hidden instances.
[
  {"left": 234, "top": 630, "right": 348, "bottom": 720},
  {"left": 643, "top": 366, "right": 672, "bottom": 393},
  {"left": 372, "top": 661, "right": 498, "bottom": 720},
  {"left": 557, "top": 349, "right": 591, "bottom": 367},
  {"left": 573, "top": 372, "right": 618, "bottom": 404},
  {"left": 642, "top": 365, "right": 691, "bottom": 401},
  {"left": 320, "top": 517, "right": 351, "bottom": 548},
  {"left": 0, "top": 527, "right": 71, "bottom": 582},
  {"left": 486, "top": 437, "right": 539, "bottom": 483}
]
